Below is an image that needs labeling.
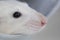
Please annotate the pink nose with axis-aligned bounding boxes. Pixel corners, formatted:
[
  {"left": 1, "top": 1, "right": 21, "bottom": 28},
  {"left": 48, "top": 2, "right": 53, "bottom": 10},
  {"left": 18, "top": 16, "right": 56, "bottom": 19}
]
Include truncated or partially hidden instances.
[{"left": 41, "top": 18, "right": 47, "bottom": 26}]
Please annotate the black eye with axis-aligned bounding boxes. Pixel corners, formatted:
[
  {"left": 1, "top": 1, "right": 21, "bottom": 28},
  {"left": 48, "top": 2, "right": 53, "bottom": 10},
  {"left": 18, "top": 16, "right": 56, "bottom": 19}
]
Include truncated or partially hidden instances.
[{"left": 13, "top": 11, "right": 22, "bottom": 18}]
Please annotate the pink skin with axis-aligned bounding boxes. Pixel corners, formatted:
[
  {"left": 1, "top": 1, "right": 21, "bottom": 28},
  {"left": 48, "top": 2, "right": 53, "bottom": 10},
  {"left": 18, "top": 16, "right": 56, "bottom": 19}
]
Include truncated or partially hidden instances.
[
  {"left": 41, "top": 19, "right": 47, "bottom": 26},
  {"left": 25, "top": 13, "right": 47, "bottom": 32}
]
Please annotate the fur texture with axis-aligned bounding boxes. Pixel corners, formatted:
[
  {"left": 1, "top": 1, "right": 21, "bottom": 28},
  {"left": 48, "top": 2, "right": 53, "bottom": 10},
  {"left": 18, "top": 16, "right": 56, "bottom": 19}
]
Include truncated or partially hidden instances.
[{"left": 0, "top": 1, "right": 47, "bottom": 35}]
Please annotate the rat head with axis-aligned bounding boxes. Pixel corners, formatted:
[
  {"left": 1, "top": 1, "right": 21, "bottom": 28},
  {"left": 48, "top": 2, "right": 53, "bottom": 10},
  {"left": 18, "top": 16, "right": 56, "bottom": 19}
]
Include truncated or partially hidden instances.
[{"left": 0, "top": 1, "right": 47, "bottom": 35}]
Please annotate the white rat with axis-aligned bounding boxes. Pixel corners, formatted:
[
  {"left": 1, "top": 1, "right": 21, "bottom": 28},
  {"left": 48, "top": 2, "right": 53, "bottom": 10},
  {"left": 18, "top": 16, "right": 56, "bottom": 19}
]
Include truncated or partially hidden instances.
[{"left": 0, "top": 0, "right": 47, "bottom": 35}]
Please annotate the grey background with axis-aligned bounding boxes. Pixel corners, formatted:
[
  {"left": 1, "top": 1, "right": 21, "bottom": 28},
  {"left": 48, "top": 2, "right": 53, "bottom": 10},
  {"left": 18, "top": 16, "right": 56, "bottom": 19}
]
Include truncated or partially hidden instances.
[{"left": 19, "top": 0, "right": 58, "bottom": 16}]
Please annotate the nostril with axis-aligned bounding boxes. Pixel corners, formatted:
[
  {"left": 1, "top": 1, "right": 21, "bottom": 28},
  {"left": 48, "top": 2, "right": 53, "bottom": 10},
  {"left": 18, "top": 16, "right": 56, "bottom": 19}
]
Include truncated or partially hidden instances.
[{"left": 41, "top": 20, "right": 47, "bottom": 26}]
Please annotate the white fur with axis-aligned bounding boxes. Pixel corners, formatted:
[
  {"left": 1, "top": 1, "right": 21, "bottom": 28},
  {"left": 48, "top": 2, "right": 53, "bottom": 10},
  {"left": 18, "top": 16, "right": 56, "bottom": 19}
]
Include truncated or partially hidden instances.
[{"left": 0, "top": 1, "right": 47, "bottom": 35}]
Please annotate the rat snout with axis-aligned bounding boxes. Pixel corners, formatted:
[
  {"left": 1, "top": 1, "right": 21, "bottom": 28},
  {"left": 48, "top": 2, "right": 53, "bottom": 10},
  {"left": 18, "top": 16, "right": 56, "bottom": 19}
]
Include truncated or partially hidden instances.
[
  {"left": 40, "top": 18, "right": 47, "bottom": 27},
  {"left": 36, "top": 13, "right": 47, "bottom": 27}
]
